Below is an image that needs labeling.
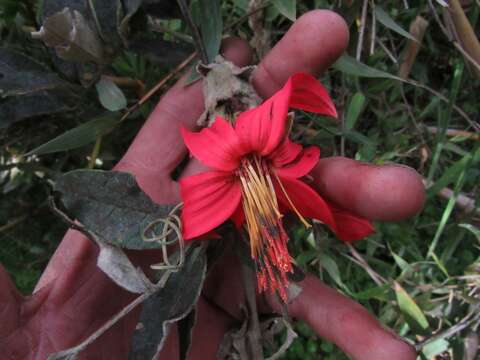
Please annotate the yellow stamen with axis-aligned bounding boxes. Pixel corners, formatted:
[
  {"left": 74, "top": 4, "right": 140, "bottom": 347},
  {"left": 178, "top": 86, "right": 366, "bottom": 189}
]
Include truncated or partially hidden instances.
[
  {"left": 237, "top": 154, "right": 302, "bottom": 301},
  {"left": 273, "top": 172, "right": 311, "bottom": 228}
]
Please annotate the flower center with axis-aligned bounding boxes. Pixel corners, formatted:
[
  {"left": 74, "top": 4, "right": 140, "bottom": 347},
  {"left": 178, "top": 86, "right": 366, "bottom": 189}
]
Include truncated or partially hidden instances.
[{"left": 237, "top": 155, "right": 293, "bottom": 300}]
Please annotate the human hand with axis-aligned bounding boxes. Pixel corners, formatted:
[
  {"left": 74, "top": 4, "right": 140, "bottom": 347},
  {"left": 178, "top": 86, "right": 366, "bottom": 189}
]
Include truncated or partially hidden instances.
[{"left": 0, "top": 10, "right": 424, "bottom": 360}]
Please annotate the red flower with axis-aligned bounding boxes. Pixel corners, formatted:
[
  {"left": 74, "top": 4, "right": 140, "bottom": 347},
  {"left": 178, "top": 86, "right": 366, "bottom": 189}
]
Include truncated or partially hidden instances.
[{"left": 180, "top": 73, "right": 373, "bottom": 300}]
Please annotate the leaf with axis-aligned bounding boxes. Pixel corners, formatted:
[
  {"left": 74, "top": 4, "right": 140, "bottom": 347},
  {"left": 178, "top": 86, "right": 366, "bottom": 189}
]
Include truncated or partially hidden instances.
[
  {"left": 97, "top": 242, "right": 154, "bottom": 293},
  {"left": 351, "top": 284, "right": 390, "bottom": 301},
  {"left": 218, "top": 315, "right": 297, "bottom": 360},
  {"left": 422, "top": 338, "right": 449, "bottom": 358},
  {"left": 88, "top": 0, "right": 124, "bottom": 48},
  {"left": 427, "top": 152, "right": 474, "bottom": 198},
  {"left": 375, "top": 6, "right": 418, "bottom": 42},
  {"left": 196, "top": 0, "right": 223, "bottom": 62},
  {"left": 333, "top": 54, "right": 400, "bottom": 80},
  {"left": 53, "top": 170, "right": 176, "bottom": 249},
  {"left": 271, "top": 0, "right": 296, "bottom": 21},
  {"left": 177, "top": 309, "right": 197, "bottom": 360},
  {"left": 318, "top": 254, "right": 349, "bottom": 292},
  {"left": 96, "top": 78, "right": 127, "bottom": 111},
  {"left": 129, "top": 245, "right": 207, "bottom": 359},
  {"left": 0, "top": 92, "right": 75, "bottom": 128},
  {"left": 394, "top": 282, "right": 430, "bottom": 333},
  {"left": 263, "top": 318, "right": 297, "bottom": 360},
  {"left": 345, "top": 92, "right": 366, "bottom": 130},
  {"left": 0, "top": 48, "right": 79, "bottom": 127},
  {"left": 26, "top": 114, "right": 119, "bottom": 156},
  {"left": 32, "top": 8, "right": 106, "bottom": 63},
  {"left": 458, "top": 223, "right": 480, "bottom": 243},
  {"left": 185, "top": 62, "right": 202, "bottom": 86},
  {"left": 118, "top": 0, "right": 143, "bottom": 43},
  {"left": 0, "top": 48, "right": 68, "bottom": 97},
  {"left": 343, "top": 130, "right": 376, "bottom": 146}
]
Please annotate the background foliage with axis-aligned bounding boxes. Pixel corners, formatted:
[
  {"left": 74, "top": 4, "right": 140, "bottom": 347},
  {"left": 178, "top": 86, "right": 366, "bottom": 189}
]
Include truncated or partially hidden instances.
[{"left": 1, "top": 0, "right": 479, "bottom": 359}]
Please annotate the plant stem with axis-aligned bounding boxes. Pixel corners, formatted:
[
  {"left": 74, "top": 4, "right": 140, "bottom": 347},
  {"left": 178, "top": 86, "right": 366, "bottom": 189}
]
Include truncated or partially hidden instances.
[
  {"left": 176, "top": 0, "right": 209, "bottom": 64},
  {"left": 241, "top": 261, "right": 264, "bottom": 360},
  {"left": 88, "top": 135, "right": 102, "bottom": 169}
]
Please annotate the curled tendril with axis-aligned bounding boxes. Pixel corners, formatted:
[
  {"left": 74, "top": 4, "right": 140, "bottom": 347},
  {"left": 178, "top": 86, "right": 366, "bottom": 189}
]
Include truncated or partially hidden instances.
[{"left": 141, "top": 203, "right": 184, "bottom": 271}]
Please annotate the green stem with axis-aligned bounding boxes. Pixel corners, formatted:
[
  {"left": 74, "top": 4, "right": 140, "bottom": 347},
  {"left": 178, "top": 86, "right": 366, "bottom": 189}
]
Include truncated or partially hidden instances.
[{"left": 88, "top": 136, "right": 102, "bottom": 169}]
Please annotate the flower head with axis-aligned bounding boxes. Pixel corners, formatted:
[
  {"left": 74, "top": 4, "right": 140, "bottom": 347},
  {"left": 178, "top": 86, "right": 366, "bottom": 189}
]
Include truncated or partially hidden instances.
[{"left": 180, "top": 73, "right": 374, "bottom": 300}]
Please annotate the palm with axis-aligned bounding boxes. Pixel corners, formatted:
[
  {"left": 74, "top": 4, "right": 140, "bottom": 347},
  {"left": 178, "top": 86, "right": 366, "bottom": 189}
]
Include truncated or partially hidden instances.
[{"left": 0, "top": 10, "right": 422, "bottom": 360}]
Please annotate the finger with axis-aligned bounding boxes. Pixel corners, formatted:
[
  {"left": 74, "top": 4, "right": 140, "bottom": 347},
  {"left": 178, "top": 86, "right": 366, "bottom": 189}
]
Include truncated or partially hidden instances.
[
  {"left": 116, "top": 37, "right": 253, "bottom": 203},
  {"left": 179, "top": 9, "right": 350, "bottom": 178},
  {"left": 268, "top": 275, "right": 416, "bottom": 360},
  {"left": 311, "top": 157, "right": 425, "bottom": 221},
  {"left": 0, "top": 265, "right": 21, "bottom": 338},
  {"left": 252, "top": 10, "right": 349, "bottom": 98}
]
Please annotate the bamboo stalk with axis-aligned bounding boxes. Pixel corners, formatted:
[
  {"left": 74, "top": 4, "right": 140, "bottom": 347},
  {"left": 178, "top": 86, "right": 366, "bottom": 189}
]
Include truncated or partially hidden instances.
[
  {"left": 445, "top": 0, "right": 480, "bottom": 78},
  {"left": 399, "top": 16, "right": 429, "bottom": 79}
]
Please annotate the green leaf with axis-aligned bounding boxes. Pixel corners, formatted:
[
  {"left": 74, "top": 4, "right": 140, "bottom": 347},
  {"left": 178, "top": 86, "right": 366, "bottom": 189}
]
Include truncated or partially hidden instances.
[
  {"left": 427, "top": 148, "right": 479, "bottom": 197},
  {"left": 333, "top": 54, "right": 400, "bottom": 80},
  {"left": 394, "top": 282, "right": 430, "bottom": 333},
  {"left": 422, "top": 338, "right": 450, "bottom": 358},
  {"left": 197, "top": 0, "right": 223, "bottom": 62},
  {"left": 129, "top": 245, "right": 207, "bottom": 359},
  {"left": 319, "top": 254, "right": 349, "bottom": 292},
  {"left": 392, "top": 252, "right": 411, "bottom": 273},
  {"left": 374, "top": 6, "right": 417, "bottom": 42},
  {"left": 26, "top": 114, "right": 119, "bottom": 156},
  {"left": 343, "top": 130, "right": 376, "bottom": 146},
  {"left": 351, "top": 284, "right": 390, "bottom": 301},
  {"left": 272, "top": 0, "right": 296, "bottom": 21},
  {"left": 96, "top": 78, "right": 127, "bottom": 111},
  {"left": 53, "top": 170, "right": 176, "bottom": 250},
  {"left": 458, "top": 223, "right": 480, "bottom": 243},
  {"left": 345, "top": 92, "right": 366, "bottom": 130}
]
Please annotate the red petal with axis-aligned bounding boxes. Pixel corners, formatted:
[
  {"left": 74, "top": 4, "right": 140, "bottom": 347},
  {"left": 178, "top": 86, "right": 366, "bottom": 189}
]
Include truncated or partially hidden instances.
[
  {"left": 275, "top": 146, "right": 320, "bottom": 178},
  {"left": 231, "top": 204, "right": 245, "bottom": 228},
  {"left": 269, "top": 139, "right": 302, "bottom": 168},
  {"left": 329, "top": 205, "right": 375, "bottom": 242},
  {"left": 235, "top": 89, "right": 290, "bottom": 156},
  {"left": 275, "top": 177, "right": 337, "bottom": 232},
  {"left": 235, "top": 73, "right": 336, "bottom": 156},
  {"left": 180, "top": 171, "right": 241, "bottom": 239},
  {"left": 289, "top": 73, "right": 337, "bottom": 118},
  {"left": 181, "top": 117, "right": 245, "bottom": 171}
]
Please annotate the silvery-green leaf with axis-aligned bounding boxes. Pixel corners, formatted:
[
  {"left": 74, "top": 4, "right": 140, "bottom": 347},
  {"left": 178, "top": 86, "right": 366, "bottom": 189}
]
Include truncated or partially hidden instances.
[
  {"left": 97, "top": 242, "right": 155, "bottom": 293},
  {"left": 129, "top": 245, "right": 207, "bottom": 359},
  {"left": 54, "top": 170, "right": 176, "bottom": 250},
  {"left": 96, "top": 78, "right": 127, "bottom": 111}
]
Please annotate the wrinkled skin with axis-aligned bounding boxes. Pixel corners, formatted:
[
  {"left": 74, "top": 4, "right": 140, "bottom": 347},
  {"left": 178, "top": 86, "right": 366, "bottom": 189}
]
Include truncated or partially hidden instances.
[{"left": 0, "top": 11, "right": 424, "bottom": 360}]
